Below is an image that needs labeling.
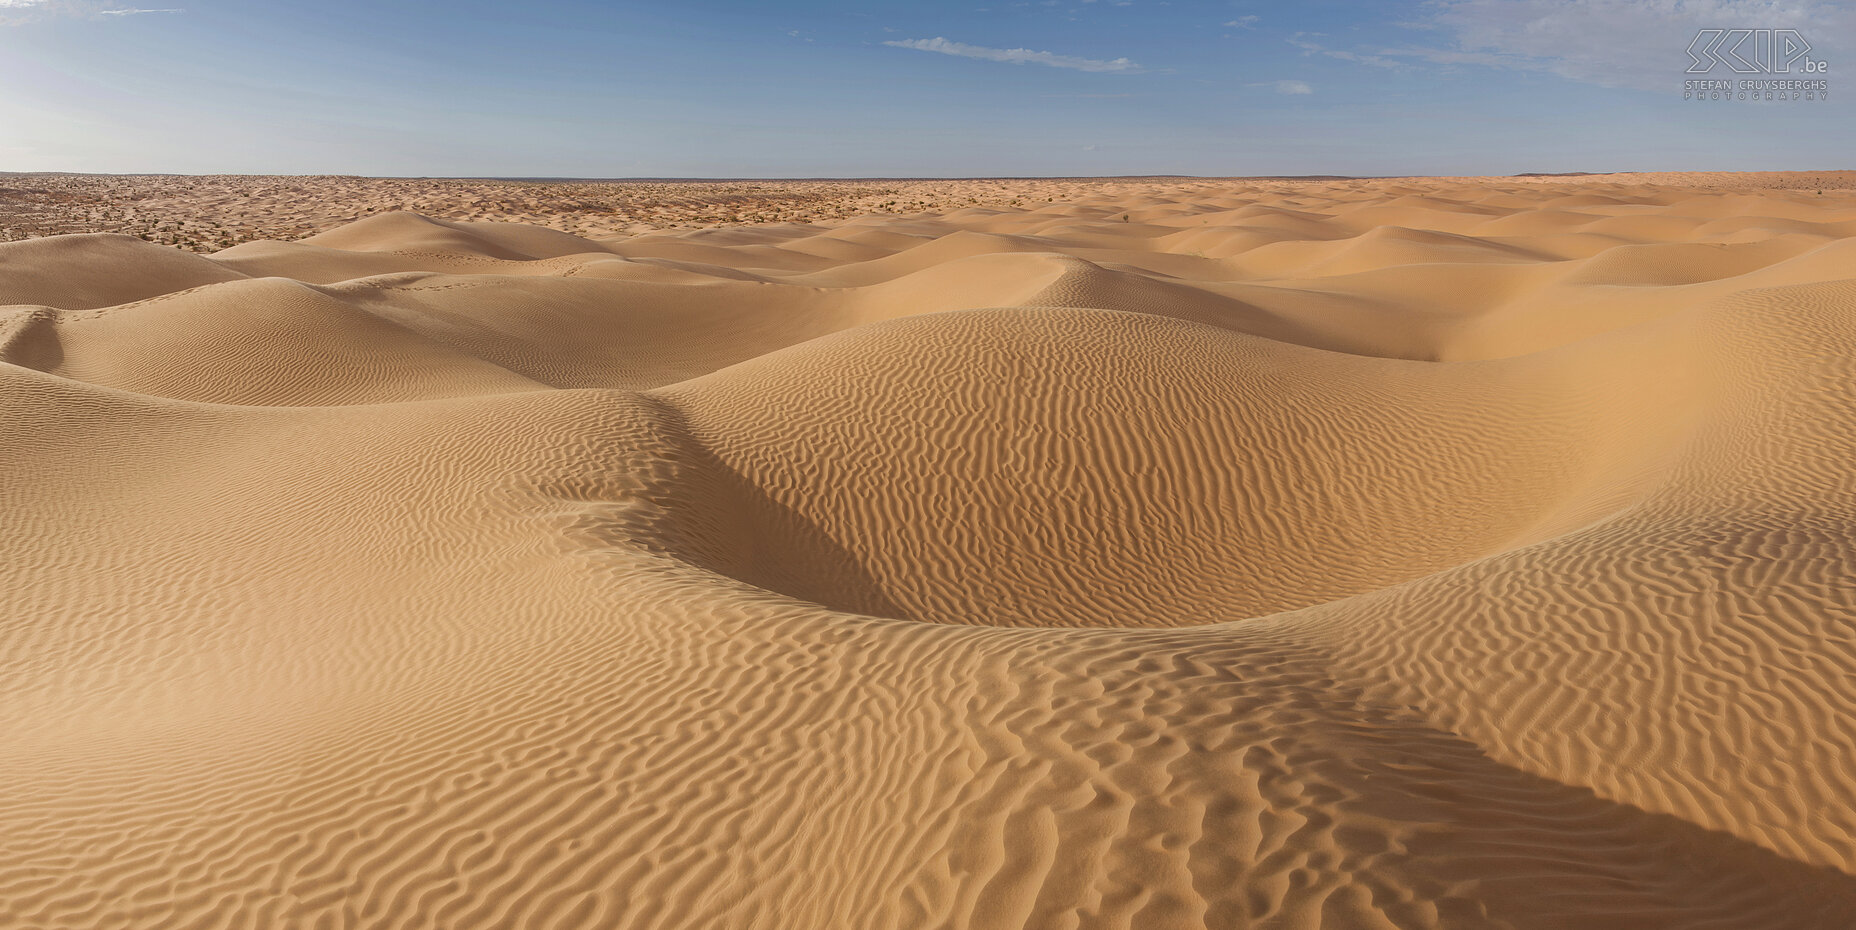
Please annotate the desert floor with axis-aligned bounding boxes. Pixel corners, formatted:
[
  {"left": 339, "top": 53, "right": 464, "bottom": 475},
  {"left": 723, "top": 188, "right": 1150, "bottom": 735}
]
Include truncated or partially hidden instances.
[{"left": 4, "top": 171, "right": 1856, "bottom": 928}]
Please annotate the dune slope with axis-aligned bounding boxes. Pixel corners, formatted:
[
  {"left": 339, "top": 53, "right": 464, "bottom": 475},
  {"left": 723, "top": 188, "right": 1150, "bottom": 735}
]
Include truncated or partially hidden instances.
[{"left": 5, "top": 176, "right": 1856, "bottom": 929}]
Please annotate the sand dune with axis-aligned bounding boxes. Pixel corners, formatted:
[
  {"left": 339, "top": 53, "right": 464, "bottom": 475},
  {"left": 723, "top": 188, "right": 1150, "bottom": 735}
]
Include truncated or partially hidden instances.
[{"left": 5, "top": 174, "right": 1856, "bottom": 928}]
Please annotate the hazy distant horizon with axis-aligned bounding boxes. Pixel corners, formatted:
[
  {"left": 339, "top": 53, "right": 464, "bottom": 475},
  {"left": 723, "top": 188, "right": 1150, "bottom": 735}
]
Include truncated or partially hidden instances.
[{"left": 7, "top": 169, "right": 1851, "bottom": 184}]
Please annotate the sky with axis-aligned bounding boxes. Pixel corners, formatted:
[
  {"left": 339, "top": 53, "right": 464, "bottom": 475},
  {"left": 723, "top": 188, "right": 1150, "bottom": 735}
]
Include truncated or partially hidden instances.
[{"left": 0, "top": 0, "right": 1850, "bottom": 177}]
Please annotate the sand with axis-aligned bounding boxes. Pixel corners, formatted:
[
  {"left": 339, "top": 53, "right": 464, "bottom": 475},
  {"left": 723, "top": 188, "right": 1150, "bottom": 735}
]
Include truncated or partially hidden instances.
[
  {"left": 4, "top": 171, "right": 1856, "bottom": 928},
  {"left": 0, "top": 174, "right": 1215, "bottom": 249}
]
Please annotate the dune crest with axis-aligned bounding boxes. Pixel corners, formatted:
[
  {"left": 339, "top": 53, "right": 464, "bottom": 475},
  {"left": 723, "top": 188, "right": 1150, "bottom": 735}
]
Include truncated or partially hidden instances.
[{"left": 5, "top": 175, "right": 1856, "bottom": 929}]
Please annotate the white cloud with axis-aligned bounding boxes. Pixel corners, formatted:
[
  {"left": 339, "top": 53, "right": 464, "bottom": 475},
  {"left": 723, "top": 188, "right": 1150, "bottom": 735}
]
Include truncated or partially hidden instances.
[
  {"left": 1247, "top": 79, "right": 1313, "bottom": 95},
  {"left": 884, "top": 36, "right": 1143, "bottom": 72},
  {"left": 1224, "top": 15, "right": 1259, "bottom": 29},
  {"left": 1289, "top": 33, "right": 1405, "bottom": 69},
  {"left": 1389, "top": 0, "right": 1856, "bottom": 91},
  {"left": 2, "top": 0, "right": 181, "bottom": 22}
]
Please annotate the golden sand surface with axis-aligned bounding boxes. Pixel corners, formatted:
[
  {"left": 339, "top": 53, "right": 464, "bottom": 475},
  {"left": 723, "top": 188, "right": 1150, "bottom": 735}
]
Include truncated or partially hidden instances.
[
  {"left": 5, "top": 171, "right": 1856, "bottom": 928},
  {"left": 0, "top": 173, "right": 1224, "bottom": 249},
  {"left": 4, "top": 169, "right": 1854, "bottom": 249}
]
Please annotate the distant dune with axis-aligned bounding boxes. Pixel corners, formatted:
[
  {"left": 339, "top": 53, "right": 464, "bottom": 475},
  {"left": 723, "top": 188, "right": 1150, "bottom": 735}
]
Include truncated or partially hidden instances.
[{"left": 5, "top": 173, "right": 1856, "bottom": 928}]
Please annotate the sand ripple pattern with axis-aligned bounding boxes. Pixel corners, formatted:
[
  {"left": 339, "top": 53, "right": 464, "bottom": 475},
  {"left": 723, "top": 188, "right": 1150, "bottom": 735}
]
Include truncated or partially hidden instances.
[{"left": 5, "top": 176, "right": 1856, "bottom": 928}]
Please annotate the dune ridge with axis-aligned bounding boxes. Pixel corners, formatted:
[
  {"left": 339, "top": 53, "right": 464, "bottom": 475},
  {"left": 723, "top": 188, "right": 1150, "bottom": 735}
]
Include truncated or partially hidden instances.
[{"left": 4, "top": 175, "right": 1856, "bottom": 928}]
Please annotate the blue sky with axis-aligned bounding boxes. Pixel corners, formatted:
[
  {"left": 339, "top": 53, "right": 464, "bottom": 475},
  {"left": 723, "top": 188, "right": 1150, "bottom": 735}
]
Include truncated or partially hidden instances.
[{"left": 0, "top": 0, "right": 1850, "bottom": 177}]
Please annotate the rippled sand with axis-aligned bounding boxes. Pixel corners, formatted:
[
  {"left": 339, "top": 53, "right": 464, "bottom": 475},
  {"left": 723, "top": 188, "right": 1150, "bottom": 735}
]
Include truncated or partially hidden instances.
[{"left": 5, "top": 172, "right": 1856, "bottom": 928}]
